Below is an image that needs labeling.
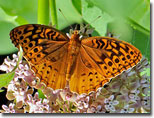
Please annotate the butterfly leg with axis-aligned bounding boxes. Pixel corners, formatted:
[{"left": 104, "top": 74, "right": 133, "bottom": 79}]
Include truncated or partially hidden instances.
[{"left": 65, "top": 73, "right": 72, "bottom": 94}]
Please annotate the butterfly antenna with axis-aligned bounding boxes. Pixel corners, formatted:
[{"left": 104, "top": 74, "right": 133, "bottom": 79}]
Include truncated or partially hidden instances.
[
  {"left": 58, "top": 9, "right": 73, "bottom": 29},
  {"left": 78, "top": 16, "right": 101, "bottom": 34},
  {"left": 75, "top": 24, "right": 78, "bottom": 30}
]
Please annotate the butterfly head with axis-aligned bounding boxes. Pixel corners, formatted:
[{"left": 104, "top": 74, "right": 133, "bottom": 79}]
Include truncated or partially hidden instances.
[
  {"left": 70, "top": 30, "right": 80, "bottom": 41},
  {"left": 73, "top": 30, "right": 79, "bottom": 35}
]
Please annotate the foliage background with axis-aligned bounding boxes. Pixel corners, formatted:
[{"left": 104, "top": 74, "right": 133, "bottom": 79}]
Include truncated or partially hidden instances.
[
  {"left": 0, "top": 0, "right": 150, "bottom": 110},
  {"left": 0, "top": 0, "right": 150, "bottom": 58}
]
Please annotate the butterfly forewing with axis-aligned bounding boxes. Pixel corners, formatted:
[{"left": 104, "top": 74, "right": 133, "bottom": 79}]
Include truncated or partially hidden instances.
[
  {"left": 10, "top": 24, "right": 69, "bottom": 90},
  {"left": 81, "top": 36, "right": 142, "bottom": 70}
]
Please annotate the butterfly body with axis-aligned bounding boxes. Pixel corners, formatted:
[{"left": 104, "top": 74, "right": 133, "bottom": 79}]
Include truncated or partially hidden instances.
[
  {"left": 66, "top": 30, "right": 81, "bottom": 81},
  {"left": 10, "top": 24, "right": 142, "bottom": 94}
]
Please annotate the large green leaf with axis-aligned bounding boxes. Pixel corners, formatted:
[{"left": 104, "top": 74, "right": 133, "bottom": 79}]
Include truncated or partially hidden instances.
[
  {"left": 0, "top": 7, "right": 18, "bottom": 25},
  {"left": 0, "top": 0, "right": 38, "bottom": 24},
  {"left": 71, "top": 0, "right": 82, "bottom": 14},
  {"left": 0, "top": 21, "right": 17, "bottom": 55},
  {"left": 129, "top": 0, "right": 150, "bottom": 33},
  {"left": 84, "top": 0, "right": 150, "bottom": 35},
  {"left": 0, "top": 7, "right": 19, "bottom": 54},
  {"left": 132, "top": 30, "right": 150, "bottom": 60},
  {"left": 82, "top": 0, "right": 112, "bottom": 36},
  {"left": 0, "top": 7, "right": 29, "bottom": 55},
  {"left": 56, "top": 0, "right": 82, "bottom": 30}
]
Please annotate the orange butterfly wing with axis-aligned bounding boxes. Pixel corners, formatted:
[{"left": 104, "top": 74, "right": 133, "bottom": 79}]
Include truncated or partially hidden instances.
[
  {"left": 10, "top": 24, "right": 69, "bottom": 90},
  {"left": 69, "top": 36, "right": 142, "bottom": 94},
  {"left": 10, "top": 24, "right": 142, "bottom": 94}
]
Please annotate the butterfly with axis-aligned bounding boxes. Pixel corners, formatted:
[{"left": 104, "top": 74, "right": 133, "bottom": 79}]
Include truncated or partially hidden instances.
[{"left": 10, "top": 24, "right": 142, "bottom": 94}]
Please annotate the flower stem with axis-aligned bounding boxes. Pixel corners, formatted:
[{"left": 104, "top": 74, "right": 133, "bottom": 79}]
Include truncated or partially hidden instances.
[
  {"left": 38, "top": 89, "right": 45, "bottom": 99},
  {"left": 37, "top": 0, "right": 49, "bottom": 25},
  {"left": 49, "top": 0, "right": 58, "bottom": 28}
]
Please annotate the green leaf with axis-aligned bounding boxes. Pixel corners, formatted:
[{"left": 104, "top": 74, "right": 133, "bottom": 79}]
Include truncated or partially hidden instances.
[
  {"left": 0, "top": 0, "right": 38, "bottom": 23},
  {"left": 127, "top": 18, "right": 150, "bottom": 36},
  {"left": 15, "top": 16, "right": 29, "bottom": 25},
  {"left": 56, "top": 0, "right": 82, "bottom": 30},
  {"left": 0, "top": 7, "right": 19, "bottom": 54},
  {"left": 84, "top": 0, "right": 150, "bottom": 35},
  {"left": 85, "top": 0, "right": 143, "bottom": 17},
  {"left": 0, "top": 72, "right": 15, "bottom": 88},
  {"left": 38, "top": 89, "right": 45, "bottom": 99},
  {"left": 132, "top": 30, "right": 150, "bottom": 60},
  {"left": 107, "top": 18, "right": 134, "bottom": 42},
  {"left": 129, "top": 0, "right": 150, "bottom": 33},
  {"left": 71, "top": 0, "right": 82, "bottom": 14},
  {"left": 0, "top": 7, "right": 18, "bottom": 25},
  {"left": 0, "top": 7, "right": 28, "bottom": 55},
  {"left": 0, "top": 21, "right": 17, "bottom": 55},
  {"left": 82, "top": 0, "right": 112, "bottom": 36},
  {"left": 142, "top": 68, "right": 150, "bottom": 77}
]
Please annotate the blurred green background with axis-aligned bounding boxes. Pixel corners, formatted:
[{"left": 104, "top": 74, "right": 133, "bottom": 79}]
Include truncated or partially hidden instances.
[{"left": 0, "top": 0, "right": 150, "bottom": 61}]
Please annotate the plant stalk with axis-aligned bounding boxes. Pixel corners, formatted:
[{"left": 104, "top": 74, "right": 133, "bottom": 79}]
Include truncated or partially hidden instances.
[
  {"left": 49, "top": 0, "right": 58, "bottom": 28},
  {"left": 37, "top": 0, "right": 49, "bottom": 25}
]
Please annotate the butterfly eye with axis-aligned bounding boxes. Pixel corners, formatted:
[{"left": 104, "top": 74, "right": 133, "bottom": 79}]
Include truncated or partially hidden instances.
[{"left": 74, "top": 30, "right": 78, "bottom": 34}]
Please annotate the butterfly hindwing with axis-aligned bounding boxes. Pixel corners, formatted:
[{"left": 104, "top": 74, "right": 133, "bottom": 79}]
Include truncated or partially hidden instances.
[
  {"left": 31, "top": 53, "right": 68, "bottom": 90},
  {"left": 70, "top": 48, "right": 109, "bottom": 94}
]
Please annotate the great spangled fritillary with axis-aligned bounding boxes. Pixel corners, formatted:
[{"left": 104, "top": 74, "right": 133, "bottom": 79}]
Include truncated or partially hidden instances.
[{"left": 10, "top": 24, "right": 142, "bottom": 94}]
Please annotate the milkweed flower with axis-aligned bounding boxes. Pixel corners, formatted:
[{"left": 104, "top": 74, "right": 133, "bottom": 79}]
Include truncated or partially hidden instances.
[
  {"left": 25, "top": 92, "right": 50, "bottom": 113},
  {"left": 120, "top": 105, "right": 135, "bottom": 113},
  {"left": 104, "top": 95, "right": 119, "bottom": 112},
  {"left": 1, "top": 103, "right": 16, "bottom": 113}
]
